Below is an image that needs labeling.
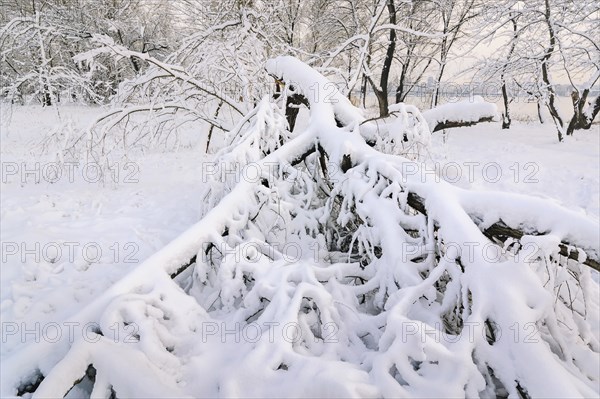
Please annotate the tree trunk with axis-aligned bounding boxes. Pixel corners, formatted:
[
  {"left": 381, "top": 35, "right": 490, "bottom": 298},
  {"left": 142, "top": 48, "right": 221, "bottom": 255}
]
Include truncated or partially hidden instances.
[
  {"left": 375, "top": 90, "right": 388, "bottom": 118},
  {"left": 285, "top": 93, "right": 309, "bottom": 132},
  {"left": 432, "top": 22, "right": 449, "bottom": 109},
  {"left": 206, "top": 101, "right": 223, "bottom": 153},
  {"left": 368, "top": 0, "right": 396, "bottom": 117},
  {"left": 432, "top": 61, "right": 446, "bottom": 108},
  {"left": 395, "top": 61, "right": 408, "bottom": 104},
  {"left": 361, "top": 74, "right": 368, "bottom": 109},
  {"left": 534, "top": 100, "right": 542, "bottom": 123},
  {"left": 541, "top": 0, "right": 564, "bottom": 141},
  {"left": 566, "top": 91, "right": 600, "bottom": 135},
  {"left": 41, "top": 84, "right": 52, "bottom": 107},
  {"left": 430, "top": 116, "right": 496, "bottom": 132},
  {"left": 587, "top": 95, "right": 600, "bottom": 127},
  {"left": 501, "top": 82, "right": 511, "bottom": 129},
  {"left": 501, "top": 16, "right": 518, "bottom": 130}
]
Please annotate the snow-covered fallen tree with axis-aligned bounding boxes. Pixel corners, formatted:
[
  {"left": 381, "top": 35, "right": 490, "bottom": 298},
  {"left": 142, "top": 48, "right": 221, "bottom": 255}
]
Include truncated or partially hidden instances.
[
  {"left": 422, "top": 97, "right": 500, "bottom": 132},
  {"left": 2, "top": 56, "right": 598, "bottom": 398}
]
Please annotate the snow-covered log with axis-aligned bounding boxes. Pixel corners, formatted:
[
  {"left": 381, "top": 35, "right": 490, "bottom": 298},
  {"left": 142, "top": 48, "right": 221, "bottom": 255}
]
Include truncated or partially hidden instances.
[{"left": 422, "top": 97, "right": 500, "bottom": 132}]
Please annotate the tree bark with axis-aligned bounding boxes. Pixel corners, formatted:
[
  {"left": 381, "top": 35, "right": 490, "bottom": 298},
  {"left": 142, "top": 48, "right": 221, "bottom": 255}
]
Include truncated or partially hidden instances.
[
  {"left": 407, "top": 193, "right": 599, "bottom": 272},
  {"left": 431, "top": 116, "right": 496, "bottom": 133},
  {"left": 501, "top": 83, "right": 511, "bottom": 129},
  {"left": 566, "top": 91, "right": 600, "bottom": 135},
  {"left": 206, "top": 101, "right": 223, "bottom": 153},
  {"left": 395, "top": 61, "right": 409, "bottom": 103},
  {"left": 541, "top": 0, "right": 564, "bottom": 141},
  {"left": 501, "top": 16, "right": 518, "bottom": 129},
  {"left": 368, "top": 0, "right": 396, "bottom": 117},
  {"left": 41, "top": 84, "right": 52, "bottom": 107}
]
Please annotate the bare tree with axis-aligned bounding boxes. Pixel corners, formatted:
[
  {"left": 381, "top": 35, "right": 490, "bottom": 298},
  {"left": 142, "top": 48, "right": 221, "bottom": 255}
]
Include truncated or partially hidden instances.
[
  {"left": 430, "top": 0, "right": 480, "bottom": 107},
  {"left": 394, "top": 0, "right": 439, "bottom": 104}
]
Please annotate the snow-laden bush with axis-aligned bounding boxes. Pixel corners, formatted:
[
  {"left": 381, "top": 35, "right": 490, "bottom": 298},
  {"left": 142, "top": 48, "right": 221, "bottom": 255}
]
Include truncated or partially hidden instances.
[{"left": 2, "top": 57, "right": 598, "bottom": 398}]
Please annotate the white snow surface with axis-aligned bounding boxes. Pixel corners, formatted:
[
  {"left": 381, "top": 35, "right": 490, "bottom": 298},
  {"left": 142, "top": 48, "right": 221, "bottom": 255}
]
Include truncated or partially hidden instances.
[
  {"left": 427, "top": 122, "right": 599, "bottom": 220},
  {"left": 1, "top": 105, "right": 207, "bottom": 351}
]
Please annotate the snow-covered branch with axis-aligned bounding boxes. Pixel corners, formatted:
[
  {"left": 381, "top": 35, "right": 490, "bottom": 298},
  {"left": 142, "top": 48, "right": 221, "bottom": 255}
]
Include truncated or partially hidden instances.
[{"left": 422, "top": 97, "right": 500, "bottom": 132}]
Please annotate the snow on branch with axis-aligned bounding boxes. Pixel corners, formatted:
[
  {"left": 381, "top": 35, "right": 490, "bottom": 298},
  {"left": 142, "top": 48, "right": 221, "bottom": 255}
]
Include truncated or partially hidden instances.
[
  {"left": 422, "top": 96, "right": 500, "bottom": 132},
  {"left": 75, "top": 35, "right": 245, "bottom": 115},
  {"left": 266, "top": 55, "right": 365, "bottom": 127}
]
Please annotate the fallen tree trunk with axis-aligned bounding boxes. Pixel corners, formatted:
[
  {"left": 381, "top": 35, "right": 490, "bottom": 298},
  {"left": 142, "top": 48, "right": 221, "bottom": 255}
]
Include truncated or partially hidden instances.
[
  {"left": 429, "top": 116, "right": 496, "bottom": 132},
  {"left": 422, "top": 98, "right": 499, "bottom": 133},
  {"left": 482, "top": 219, "right": 600, "bottom": 272},
  {"left": 407, "top": 192, "right": 599, "bottom": 272}
]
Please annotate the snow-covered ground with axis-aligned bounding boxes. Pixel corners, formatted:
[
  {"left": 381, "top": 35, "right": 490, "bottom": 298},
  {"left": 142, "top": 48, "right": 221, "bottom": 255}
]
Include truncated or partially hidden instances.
[
  {"left": 1, "top": 105, "right": 209, "bottom": 356},
  {"left": 1, "top": 104, "right": 598, "bottom": 395},
  {"left": 427, "top": 121, "right": 600, "bottom": 220},
  {"left": 2, "top": 106, "right": 598, "bottom": 340}
]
